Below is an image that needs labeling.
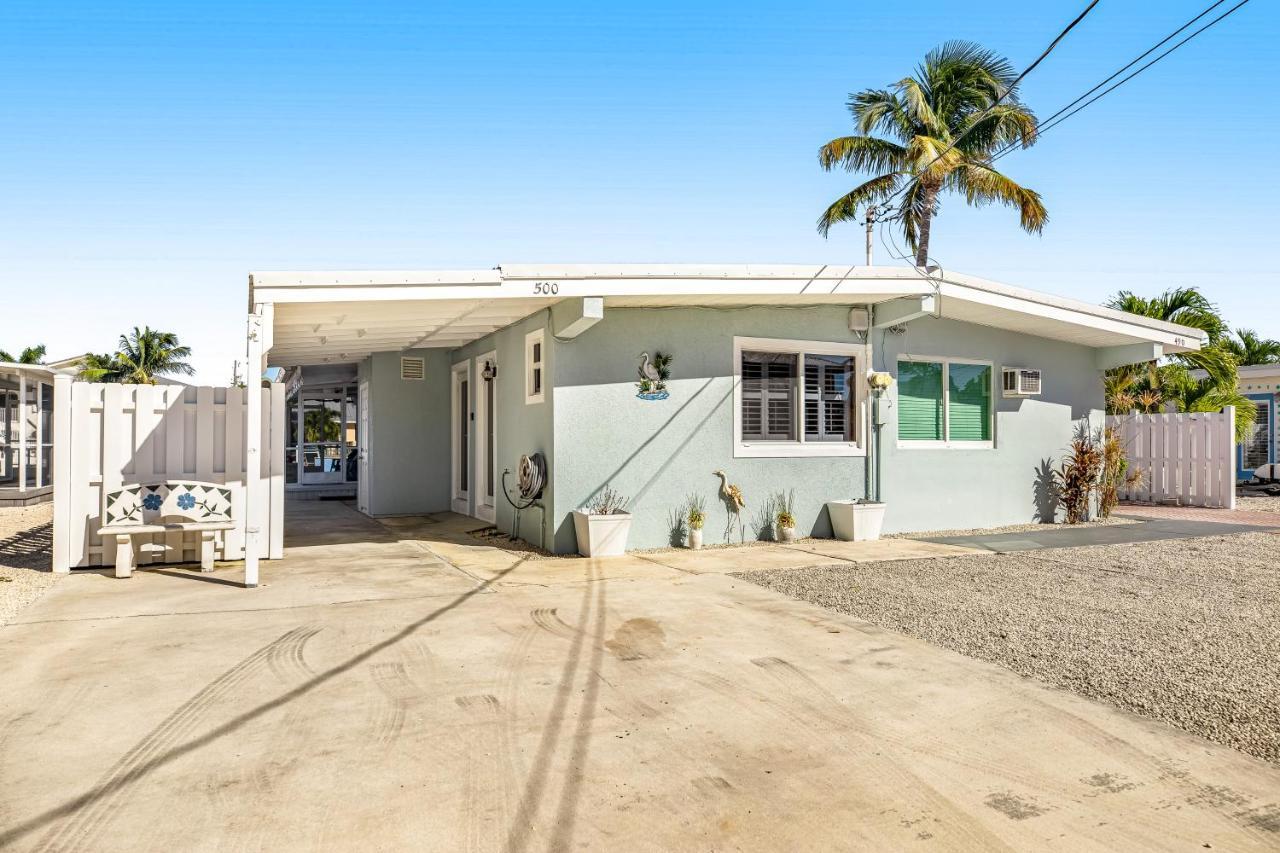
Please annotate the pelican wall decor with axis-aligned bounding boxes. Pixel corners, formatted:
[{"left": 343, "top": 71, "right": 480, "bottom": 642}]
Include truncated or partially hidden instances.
[{"left": 636, "top": 351, "right": 673, "bottom": 400}]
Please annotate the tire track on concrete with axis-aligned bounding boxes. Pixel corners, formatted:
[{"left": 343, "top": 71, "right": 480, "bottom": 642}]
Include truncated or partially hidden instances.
[
  {"left": 31, "top": 626, "right": 317, "bottom": 853},
  {"left": 747, "top": 655, "right": 1017, "bottom": 850}
]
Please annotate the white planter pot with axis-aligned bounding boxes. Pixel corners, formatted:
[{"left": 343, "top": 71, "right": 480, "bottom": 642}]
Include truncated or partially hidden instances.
[
  {"left": 827, "top": 501, "right": 886, "bottom": 542},
  {"left": 777, "top": 526, "right": 796, "bottom": 543},
  {"left": 687, "top": 528, "right": 703, "bottom": 549},
  {"left": 572, "top": 511, "right": 633, "bottom": 557}
]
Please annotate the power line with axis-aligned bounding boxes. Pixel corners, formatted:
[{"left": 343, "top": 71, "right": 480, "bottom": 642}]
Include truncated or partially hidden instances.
[
  {"left": 876, "top": 0, "right": 1100, "bottom": 211},
  {"left": 991, "top": 0, "right": 1252, "bottom": 164}
]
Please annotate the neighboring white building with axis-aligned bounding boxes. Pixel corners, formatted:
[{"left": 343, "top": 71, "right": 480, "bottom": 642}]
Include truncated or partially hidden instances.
[
  {"left": 1237, "top": 363, "right": 1280, "bottom": 480},
  {"left": 0, "top": 362, "right": 60, "bottom": 506}
]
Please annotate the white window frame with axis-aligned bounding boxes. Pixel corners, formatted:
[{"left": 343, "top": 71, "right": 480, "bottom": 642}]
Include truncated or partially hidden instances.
[
  {"left": 895, "top": 354, "right": 995, "bottom": 450},
  {"left": 525, "top": 329, "right": 545, "bottom": 405},
  {"left": 732, "top": 336, "right": 867, "bottom": 458}
]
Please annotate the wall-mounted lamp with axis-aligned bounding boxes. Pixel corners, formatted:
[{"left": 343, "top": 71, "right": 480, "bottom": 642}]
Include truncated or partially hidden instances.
[{"left": 482, "top": 360, "right": 497, "bottom": 381}]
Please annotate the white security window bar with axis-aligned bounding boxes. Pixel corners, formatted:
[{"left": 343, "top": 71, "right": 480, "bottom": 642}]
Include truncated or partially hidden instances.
[
  {"left": 732, "top": 336, "right": 865, "bottom": 458},
  {"left": 525, "top": 329, "right": 545, "bottom": 404}
]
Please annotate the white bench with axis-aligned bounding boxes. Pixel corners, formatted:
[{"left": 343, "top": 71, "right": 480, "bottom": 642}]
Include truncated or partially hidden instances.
[{"left": 99, "top": 482, "right": 235, "bottom": 578}]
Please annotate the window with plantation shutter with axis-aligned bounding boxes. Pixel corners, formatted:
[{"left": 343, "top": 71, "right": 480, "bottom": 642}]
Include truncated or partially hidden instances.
[
  {"left": 804, "top": 353, "right": 854, "bottom": 442},
  {"left": 948, "top": 363, "right": 991, "bottom": 442},
  {"left": 897, "top": 357, "right": 994, "bottom": 447},
  {"left": 741, "top": 351, "right": 796, "bottom": 441},
  {"left": 897, "top": 361, "right": 943, "bottom": 441},
  {"left": 733, "top": 337, "right": 865, "bottom": 457}
]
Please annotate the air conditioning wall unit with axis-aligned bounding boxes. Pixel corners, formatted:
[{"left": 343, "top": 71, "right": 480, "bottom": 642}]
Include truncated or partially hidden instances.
[{"left": 1002, "top": 367, "right": 1042, "bottom": 397}]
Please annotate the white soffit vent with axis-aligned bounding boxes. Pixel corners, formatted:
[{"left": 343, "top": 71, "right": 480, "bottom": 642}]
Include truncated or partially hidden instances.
[{"left": 401, "top": 357, "right": 425, "bottom": 381}]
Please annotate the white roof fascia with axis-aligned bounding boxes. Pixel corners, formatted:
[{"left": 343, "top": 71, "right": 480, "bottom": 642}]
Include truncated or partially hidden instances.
[{"left": 250, "top": 264, "right": 1206, "bottom": 353}]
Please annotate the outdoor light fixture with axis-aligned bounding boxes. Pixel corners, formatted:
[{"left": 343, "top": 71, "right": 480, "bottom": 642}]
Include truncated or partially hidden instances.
[{"left": 482, "top": 360, "right": 497, "bottom": 381}]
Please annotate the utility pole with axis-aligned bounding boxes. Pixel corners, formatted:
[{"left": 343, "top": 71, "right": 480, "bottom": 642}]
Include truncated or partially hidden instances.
[
  {"left": 231, "top": 360, "right": 243, "bottom": 388},
  {"left": 864, "top": 206, "right": 876, "bottom": 266}
]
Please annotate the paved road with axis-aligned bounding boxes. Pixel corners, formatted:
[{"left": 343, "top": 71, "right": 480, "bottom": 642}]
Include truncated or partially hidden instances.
[{"left": 2, "top": 501, "right": 1278, "bottom": 851}]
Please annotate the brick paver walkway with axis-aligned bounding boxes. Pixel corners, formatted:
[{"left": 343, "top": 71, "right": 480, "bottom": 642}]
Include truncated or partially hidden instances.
[{"left": 1117, "top": 503, "right": 1280, "bottom": 528}]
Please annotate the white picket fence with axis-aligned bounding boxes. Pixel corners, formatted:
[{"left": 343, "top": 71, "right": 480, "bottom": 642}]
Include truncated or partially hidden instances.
[
  {"left": 51, "top": 380, "right": 286, "bottom": 570},
  {"left": 1105, "top": 407, "right": 1236, "bottom": 509}
]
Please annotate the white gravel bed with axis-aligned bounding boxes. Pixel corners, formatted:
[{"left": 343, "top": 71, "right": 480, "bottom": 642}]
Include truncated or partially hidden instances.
[
  {"left": 0, "top": 504, "right": 60, "bottom": 627},
  {"left": 888, "top": 517, "right": 1137, "bottom": 539},
  {"left": 1238, "top": 495, "right": 1280, "bottom": 513},
  {"left": 738, "top": 530, "right": 1280, "bottom": 764}
]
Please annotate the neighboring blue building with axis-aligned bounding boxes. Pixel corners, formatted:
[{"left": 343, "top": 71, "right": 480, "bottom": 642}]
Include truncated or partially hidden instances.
[
  {"left": 248, "top": 265, "right": 1207, "bottom": 554},
  {"left": 1237, "top": 364, "right": 1280, "bottom": 481}
]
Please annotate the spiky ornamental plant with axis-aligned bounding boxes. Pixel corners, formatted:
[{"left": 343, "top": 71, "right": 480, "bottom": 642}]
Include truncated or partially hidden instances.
[
  {"left": 1055, "top": 429, "right": 1104, "bottom": 524},
  {"left": 817, "top": 41, "right": 1046, "bottom": 265}
]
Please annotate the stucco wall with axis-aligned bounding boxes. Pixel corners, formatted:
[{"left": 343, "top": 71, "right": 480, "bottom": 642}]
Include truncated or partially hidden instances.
[
  {"left": 548, "top": 305, "right": 1104, "bottom": 552},
  {"left": 875, "top": 314, "right": 1104, "bottom": 533},
  {"left": 550, "top": 305, "right": 870, "bottom": 553},
  {"left": 362, "top": 349, "right": 452, "bottom": 516}
]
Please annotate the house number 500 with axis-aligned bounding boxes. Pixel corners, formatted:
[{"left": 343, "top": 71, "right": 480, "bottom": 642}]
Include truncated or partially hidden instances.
[{"left": 534, "top": 281, "right": 560, "bottom": 295}]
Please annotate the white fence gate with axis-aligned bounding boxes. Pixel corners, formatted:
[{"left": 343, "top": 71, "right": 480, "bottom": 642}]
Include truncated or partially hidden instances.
[
  {"left": 51, "top": 379, "right": 286, "bottom": 571},
  {"left": 1106, "top": 407, "right": 1236, "bottom": 509}
]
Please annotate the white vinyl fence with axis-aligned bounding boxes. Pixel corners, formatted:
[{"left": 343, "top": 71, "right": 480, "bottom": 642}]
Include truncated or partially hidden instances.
[
  {"left": 51, "top": 379, "right": 286, "bottom": 571},
  {"left": 1106, "top": 407, "right": 1236, "bottom": 509}
]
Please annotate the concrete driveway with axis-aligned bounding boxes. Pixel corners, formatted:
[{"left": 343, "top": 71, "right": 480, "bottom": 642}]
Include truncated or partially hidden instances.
[{"left": 2, "top": 502, "right": 1278, "bottom": 851}]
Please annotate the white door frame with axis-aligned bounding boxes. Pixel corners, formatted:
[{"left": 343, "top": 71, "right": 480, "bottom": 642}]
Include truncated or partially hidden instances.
[
  {"left": 450, "top": 360, "right": 471, "bottom": 514},
  {"left": 357, "top": 378, "right": 371, "bottom": 514},
  {"left": 474, "top": 351, "right": 498, "bottom": 523}
]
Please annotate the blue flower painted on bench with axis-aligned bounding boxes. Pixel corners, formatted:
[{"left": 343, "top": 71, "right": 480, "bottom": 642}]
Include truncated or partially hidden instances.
[
  {"left": 176, "top": 493, "right": 197, "bottom": 511},
  {"left": 142, "top": 493, "right": 163, "bottom": 511}
]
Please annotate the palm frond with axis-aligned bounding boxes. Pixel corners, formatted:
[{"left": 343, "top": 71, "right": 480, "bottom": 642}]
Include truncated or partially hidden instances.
[
  {"left": 817, "top": 135, "right": 906, "bottom": 173},
  {"left": 817, "top": 172, "right": 903, "bottom": 238},
  {"left": 952, "top": 163, "right": 1046, "bottom": 234}
]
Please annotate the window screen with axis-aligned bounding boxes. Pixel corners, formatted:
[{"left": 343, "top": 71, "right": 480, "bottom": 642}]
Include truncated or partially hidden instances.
[{"left": 741, "top": 351, "right": 797, "bottom": 441}]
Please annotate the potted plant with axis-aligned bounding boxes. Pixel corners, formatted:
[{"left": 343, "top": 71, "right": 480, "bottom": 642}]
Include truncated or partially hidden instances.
[
  {"left": 775, "top": 489, "right": 797, "bottom": 543},
  {"left": 826, "top": 499, "right": 887, "bottom": 541},
  {"left": 572, "top": 485, "right": 632, "bottom": 557},
  {"left": 686, "top": 493, "right": 706, "bottom": 549}
]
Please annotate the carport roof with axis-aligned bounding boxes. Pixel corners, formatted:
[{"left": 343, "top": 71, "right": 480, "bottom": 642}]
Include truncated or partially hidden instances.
[{"left": 249, "top": 264, "right": 1207, "bottom": 367}]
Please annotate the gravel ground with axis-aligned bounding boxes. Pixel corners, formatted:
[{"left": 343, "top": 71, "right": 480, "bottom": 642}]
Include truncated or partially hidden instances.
[
  {"left": 0, "top": 503, "right": 59, "bottom": 627},
  {"left": 738, "top": 530, "right": 1280, "bottom": 764},
  {"left": 1238, "top": 495, "right": 1280, "bottom": 513}
]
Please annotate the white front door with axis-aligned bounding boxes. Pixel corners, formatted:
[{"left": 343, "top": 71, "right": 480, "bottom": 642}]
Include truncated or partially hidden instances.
[
  {"left": 451, "top": 361, "right": 471, "bottom": 514},
  {"left": 474, "top": 352, "right": 497, "bottom": 523},
  {"left": 357, "top": 379, "right": 371, "bottom": 513}
]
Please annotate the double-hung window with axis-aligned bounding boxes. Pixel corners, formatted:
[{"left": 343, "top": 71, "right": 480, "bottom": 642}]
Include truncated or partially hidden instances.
[
  {"left": 734, "top": 337, "right": 863, "bottom": 457},
  {"left": 525, "top": 329, "right": 545, "bottom": 404},
  {"left": 896, "top": 356, "right": 993, "bottom": 447}
]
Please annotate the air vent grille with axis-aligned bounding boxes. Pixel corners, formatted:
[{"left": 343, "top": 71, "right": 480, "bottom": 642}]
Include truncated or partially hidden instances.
[{"left": 401, "top": 357, "right": 425, "bottom": 380}]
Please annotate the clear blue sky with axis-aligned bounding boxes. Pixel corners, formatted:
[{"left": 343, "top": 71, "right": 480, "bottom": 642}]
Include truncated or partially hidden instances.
[{"left": 1, "top": 0, "right": 1275, "bottom": 381}]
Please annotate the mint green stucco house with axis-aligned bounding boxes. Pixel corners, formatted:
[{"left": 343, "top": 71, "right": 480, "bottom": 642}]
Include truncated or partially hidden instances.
[{"left": 244, "top": 264, "right": 1206, "bottom": 558}]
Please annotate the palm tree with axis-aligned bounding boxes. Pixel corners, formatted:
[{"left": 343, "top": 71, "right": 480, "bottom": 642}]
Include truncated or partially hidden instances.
[
  {"left": 1221, "top": 329, "right": 1280, "bottom": 366},
  {"left": 817, "top": 41, "right": 1047, "bottom": 265},
  {"left": 1105, "top": 287, "right": 1254, "bottom": 441},
  {"left": 112, "top": 327, "right": 195, "bottom": 385},
  {"left": 0, "top": 344, "right": 47, "bottom": 364},
  {"left": 77, "top": 352, "right": 126, "bottom": 383}
]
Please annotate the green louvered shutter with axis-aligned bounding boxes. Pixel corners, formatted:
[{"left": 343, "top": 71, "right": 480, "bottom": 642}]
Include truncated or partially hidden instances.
[
  {"left": 897, "top": 360, "right": 943, "bottom": 441},
  {"left": 948, "top": 363, "right": 991, "bottom": 441}
]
